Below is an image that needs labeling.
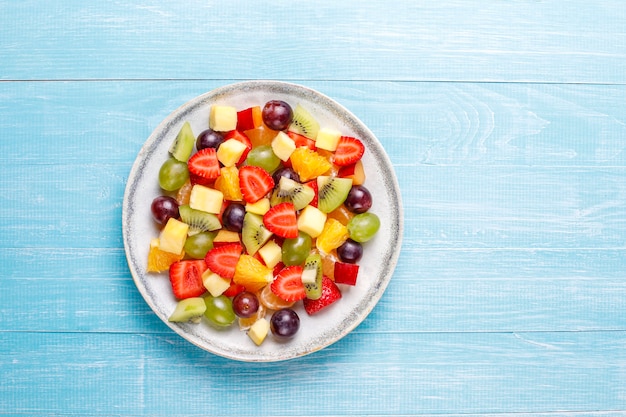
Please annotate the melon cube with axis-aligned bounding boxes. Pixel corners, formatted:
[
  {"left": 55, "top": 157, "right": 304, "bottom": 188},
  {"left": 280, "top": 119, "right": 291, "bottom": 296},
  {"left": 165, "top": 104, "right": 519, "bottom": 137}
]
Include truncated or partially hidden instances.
[
  {"left": 158, "top": 218, "right": 189, "bottom": 254},
  {"left": 209, "top": 105, "right": 237, "bottom": 132},
  {"left": 315, "top": 127, "right": 342, "bottom": 151},
  {"left": 189, "top": 184, "right": 224, "bottom": 214},
  {"left": 297, "top": 205, "right": 327, "bottom": 238},
  {"left": 271, "top": 131, "right": 296, "bottom": 161},
  {"left": 258, "top": 240, "right": 282, "bottom": 268},
  {"left": 217, "top": 138, "right": 248, "bottom": 167}
]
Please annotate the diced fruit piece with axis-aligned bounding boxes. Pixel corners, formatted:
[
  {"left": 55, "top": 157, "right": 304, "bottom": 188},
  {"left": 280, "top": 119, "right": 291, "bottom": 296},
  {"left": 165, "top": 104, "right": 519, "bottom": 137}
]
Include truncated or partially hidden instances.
[
  {"left": 303, "top": 276, "right": 342, "bottom": 315},
  {"left": 239, "top": 302, "right": 266, "bottom": 331},
  {"left": 241, "top": 212, "right": 273, "bottom": 255},
  {"left": 287, "top": 131, "right": 316, "bottom": 150},
  {"left": 289, "top": 147, "right": 332, "bottom": 182},
  {"left": 244, "top": 124, "right": 280, "bottom": 148},
  {"left": 316, "top": 218, "right": 349, "bottom": 254},
  {"left": 214, "top": 166, "right": 243, "bottom": 201},
  {"left": 302, "top": 253, "right": 323, "bottom": 300},
  {"left": 217, "top": 138, "right": 248, "bottom": 167},
  {"left": 203, "top": 295, "right": 236, "bottom": 327},
  {"left": 223, "top": 282, "right": 246, "bottom": 297},
  {"left": 237, "top": 106, "right": 263, "bottom": 131},
  {"left": 271, "top": 131, "right": 296, "bottom": 161},
  {"left": 202, "top": 270, "right": 232, "bottom": 297},
  {"left": 209, "top": 105, "right": 237, "bottom": 132},
  {"left": 188, "top": 148, "right": 221, "bottom": 185},
  {"left": 212, "top": 229, "right": 240, "bottom": 246},
  {"left": 271, "top": 265, "right": 306, "bottom": 302},
  {"left": 245, "top": 197, "right": 270, "bottom": 215},
  {"left": 158, "top": 218, "right": 189, "bottom": 254},
  {"left": 263, "top": 202, "right": 298, "bottom": 239},
  {"left": 327, "top": 204, "right": 354, "bottom": 226},
  {"left": 317, "top": 176, "right": 353, "bottom": 213},
  {"left": 147, "top": 238, "right": 184, "bottom": 272},
  {"left": 315, "top": 127, "right": 342, "bottom": 151},
  {"left": 305, "top": 180, "right": 318, "bottom": 207},
  {"left": 270, "top": 176, "right": 315, "bottom": 211},
  {"left": 169, "top": 259, "right": 208, "bottom": 300},
  {"left": 176, "top": 179, "right": 193, "bottom": 205},
  {"left": 320, "top": 251, "right": 338, "bottom": 280},
  {"left": 258, "top": 240, "right": 282, "bottom": 269},
  {"left": 169, "top": 121, "right": 196, "bottom": 162},
  {"left": 297, "top": 205, "right": 327, "bottom": 238},
  {"left": 223, "top": 130, "right": 253, "bottom": 164},
  {"left": 168, "top": 297, "right": 207, "bottom": 323},
  {"left": 234, "top": 254, "right": 274, "bottom": 293},
  {"left": 189, "top": 184, "right": 224, "bottom": 214},
  {"left": 334, "top": 261, "right": 359, "bottom": 286},
  {"left": 288, "top": 104, "right": 319, "bottom": 139},
  {"left": 204, "top": 243, "right": 243, "bottom": 279},
  {"left": 337, "top": 160, "right": 365, "bottom": 185},
  {"left": 248, "top": 317, "right": 270, "bottom": 346},
  {"left": 178, "top": 204, "right": 221, "bottom": 235},
  {"left": 259, "top": 284, "right": 295, "bottom": 310},
  {"left": 333, "top": 136, "right": 365, "bottom": 166},
  {"left": 239, "top": 165, "right": 274, "bottom": 204}
]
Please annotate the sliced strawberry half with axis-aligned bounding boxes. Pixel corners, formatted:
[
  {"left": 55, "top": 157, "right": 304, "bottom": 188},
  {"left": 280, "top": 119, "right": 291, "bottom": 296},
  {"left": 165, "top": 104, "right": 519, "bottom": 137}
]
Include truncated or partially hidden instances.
[
  {"left": 304, "top": 180, "right": 318, "bottom": 208},
  {"left": 222, "top": 281, "right": 246, "bottom": 297},
  {"left": 169, "top": 259, "right": 208, "bottom": 300},
  {"left": 263, "top": 202, "right": 298, "bottom": 238},
  {"left": 303, "top": 276, "right": 342, "bottom": 315},
  {"left": 204, "top": 243, "right": 243, "bottom": 279},
  {"left": 287, "top": 131, "right": 316, "bottom": 150},
  {"left": 333, "top": 136, "right": 365, "bottom": 166},
  {"left": 239, "top": 165, "right": 274, "bottom": 204},
  {"left": 188, "top": 148, "right": 221, "bottom": 184},
  {"left": 334, "top": 262, "right": 359, "bottom": 286},
  {"left": 271, "top": 265, "right": 306, "bottom": 302}
]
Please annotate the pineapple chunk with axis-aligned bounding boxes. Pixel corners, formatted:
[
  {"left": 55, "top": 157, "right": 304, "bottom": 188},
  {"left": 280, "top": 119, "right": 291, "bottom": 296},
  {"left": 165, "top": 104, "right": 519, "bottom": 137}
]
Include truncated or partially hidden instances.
[
  {"left": 248, "top": 317, "right": 270, "bottom": 346},
  {"left": 159, "top": 218, "right": 189, "bottom": 254},
  {"left": 202, "top": 270, "right": 231, "bottom": 297},
  {"left": 189, "top": 184, "right": 224, "bottom": 214},
  {"left": 245, "top": 198, "right": 271, "bottom": 215},
  {"left": 258, "top": 240, "right": 282, "bottom": 268},
  {"left": 297, "top": 205, "right": 327, "bottom": 238},
  {"left": 209, "top": 105, "right": 237, "bottom": 132},
  {"left": 217, "top": 138, "right": 248, "bottom": 167},
  {"left": 315, "top": 127, "right": 342, "bottom": 151},
  {"left": 271, "top": 131, "right": 296, "bottom": 161}
]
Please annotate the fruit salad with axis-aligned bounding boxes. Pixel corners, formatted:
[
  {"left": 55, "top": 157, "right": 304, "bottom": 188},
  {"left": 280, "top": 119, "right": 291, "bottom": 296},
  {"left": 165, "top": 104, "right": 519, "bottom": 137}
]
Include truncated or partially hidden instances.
[{"left": 148, "top": 99, "right": 380, "bottom": 346}]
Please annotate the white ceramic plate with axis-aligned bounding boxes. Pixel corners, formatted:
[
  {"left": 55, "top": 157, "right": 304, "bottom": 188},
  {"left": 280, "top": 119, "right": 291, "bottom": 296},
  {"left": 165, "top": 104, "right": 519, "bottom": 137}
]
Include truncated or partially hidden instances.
[{"left": 122, "top": 81, "right": 402, "bottom": 362}]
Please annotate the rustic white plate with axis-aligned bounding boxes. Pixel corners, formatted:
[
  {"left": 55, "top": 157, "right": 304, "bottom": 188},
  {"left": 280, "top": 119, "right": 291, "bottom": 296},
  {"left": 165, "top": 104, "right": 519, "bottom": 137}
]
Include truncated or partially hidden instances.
[{"left": 122, "top": 81, "right": 402, "bottom": 362}]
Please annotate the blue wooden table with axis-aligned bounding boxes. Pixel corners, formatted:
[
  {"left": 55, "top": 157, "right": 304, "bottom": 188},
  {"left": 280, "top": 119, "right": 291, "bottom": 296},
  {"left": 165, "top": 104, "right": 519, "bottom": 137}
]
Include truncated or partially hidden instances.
[{"left": 2, "top": 1, "right": 625, "bottom": 415}]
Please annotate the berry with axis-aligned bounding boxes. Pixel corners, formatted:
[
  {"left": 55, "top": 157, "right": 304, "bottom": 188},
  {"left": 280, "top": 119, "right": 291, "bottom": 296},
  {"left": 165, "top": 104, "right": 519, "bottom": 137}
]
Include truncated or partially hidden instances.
[
  {"left": 238, "top": 165, "right": 275, "bottom": 203},
  {"left": 263, "top": 202, "right": 299, "bottom": 239},
  {"left": 333, "top": 136, "right": 365, "bottom": 166},
  {"left": 188, "top": 148, "right": 221, "bottom": 185},
  {"left": 303, "top": 276, "right": 342, "bottom": 315},
  {"left": 204, "top": 243, "right": 243, "bottom": 279},
  {"left": 271, "top": 265, "right": 306, "bottom": 302},
  {"left": 168, "top": 260, "right": 208, "bottom": 300}
]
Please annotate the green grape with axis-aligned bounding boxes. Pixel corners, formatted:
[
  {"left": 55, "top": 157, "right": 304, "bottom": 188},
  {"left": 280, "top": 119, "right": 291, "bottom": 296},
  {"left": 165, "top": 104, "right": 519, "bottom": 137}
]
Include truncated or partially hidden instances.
[
  {"left": 347, "top": 212, "right": 380, "bottom": 243},
  {"left": 183, "top": 231, "right": 216, "bottom": 259},
  {"left": 203, "top": 295, "right": 236, "bottom": 328},
  {"left": 245, "top": 145, "right": 281, "bottom": 173},
  {"left": 158, "top": 157, "right": 189, "bottom": 191},
  {"left": 281, "top": 231, "right": 312, "bottom": 266}
]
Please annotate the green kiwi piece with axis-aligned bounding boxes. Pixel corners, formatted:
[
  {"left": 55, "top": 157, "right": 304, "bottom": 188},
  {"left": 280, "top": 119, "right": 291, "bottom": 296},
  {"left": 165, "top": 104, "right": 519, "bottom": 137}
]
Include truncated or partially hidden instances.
[
  {"left": 270, "top": 176, "right": 315, "bottom": 211},
  {"left": 242, "top": 212, "right": 273, "bottom": 255},
  {"left": 288, "top": 104, "right": 320, "bottom": 139},
  {"left": 179, "top": 204, "right": 221, "bottom": 235},
  {"left": 302, "top": 253, "right": 323, "bottom": 300},
  {"left": 317, "top": 176, "right": 353, "bottom": 213},
  {"left": 169, "top": 121, "right": 195, "bottom": 162},
  {"left": 168, "top": 297, "right": 207, "bottom": 323}
]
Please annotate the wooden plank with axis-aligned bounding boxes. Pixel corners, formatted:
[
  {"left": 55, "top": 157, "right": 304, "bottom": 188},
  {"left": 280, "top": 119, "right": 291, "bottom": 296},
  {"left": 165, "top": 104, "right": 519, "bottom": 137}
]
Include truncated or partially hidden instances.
[{"left": 0, "top": 1, "right": 625, "bottom": 83}]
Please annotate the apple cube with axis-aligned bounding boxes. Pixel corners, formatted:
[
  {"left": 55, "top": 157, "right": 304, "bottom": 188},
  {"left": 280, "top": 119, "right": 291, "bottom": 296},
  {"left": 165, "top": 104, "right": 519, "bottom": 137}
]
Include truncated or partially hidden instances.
[
  {"left": 237, "top": 106, "right": 263, "bottom": 131},
  {"left": 271, "top": 131, "right": 296, "bottom": 161},
  {"left": 315, "top": 127, "right": 342, "bottom": 151},
  {"left": 258, "top": 240, "right": 282, "bottom": 268},
  {"left": 334, "top": 262, "right": 359, "bottom": 286},
  {"left": 338, "top": 160, "right": 366, "bottom": 185},
  {"left": 248, "top": 317, "right": 270, "bottom": 346},
  {"left": 202, "top": 270, "right": 231, "bottom": 297},
  {"left": 297, "top": 205, "right": 327, "bottom": 238},
  {"left": 189, "top": 184, "right": 224, "bottom": 214},
  {"left": 158, "top": 218, "right": 189, "bottom": 254},
  {"left": 209, "top": 105, "right": 237, "bottom": 132},
  {"left": 217, "top": 138, "right": 248, "bottom": 167}
]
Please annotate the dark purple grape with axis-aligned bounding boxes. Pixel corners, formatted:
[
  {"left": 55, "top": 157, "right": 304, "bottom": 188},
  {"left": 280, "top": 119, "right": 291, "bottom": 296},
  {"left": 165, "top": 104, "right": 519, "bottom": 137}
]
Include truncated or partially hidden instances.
[
  {"left": 151, "top": 196, "right": 179, "bottom": 225},
  {"left": 344, "top": 185, "right": 372, "bottom": 213},
  {"left": 272, "top": 166, "right": 300, "bottom": 185},
  {"left": 196, "top": 129, "right": 224, "bottom": 150},
  {"left": 270, "top": 308, "right": 300, "bottom": 339},
  {"left": 222, "top": 203, "right": 246, "bottom": 232},
  {"left": 232, "top": 291, "right": 259, "bottom": 318},
  {"left": 337, "top": 239, "right": 363, "bottom": 263},
  {"left": 262, "top": 100, "right": 293, "bottom": 131}
]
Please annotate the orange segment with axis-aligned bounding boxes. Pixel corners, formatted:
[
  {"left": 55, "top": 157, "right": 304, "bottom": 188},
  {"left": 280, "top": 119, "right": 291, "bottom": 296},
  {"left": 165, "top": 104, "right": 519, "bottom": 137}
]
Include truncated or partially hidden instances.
[
  {"left": 176, "top": 179, "right": 193, "bottom": 206},
  {"left": 147, "top": 240, "right": 184, "bottom": 272},
  {"left": 315, "top": 218, "right": 349, "bottom": 254},
  {"left": 290, "top": 147, "right": 332, "bottom": 182},
  {"left": 244, "top": 124, "right": 280, "bottom": 148},
  {"left": 238, "top": 301, "right": 266, "bottom": 331},
  {"left": 214, "top": 166, "right": 243, "bottom": 201},
  {"left": 233, "top": 254, "right": 273, "bottom": 292},
  {"left": 258, "top": 284, "right": 295, "bottom": 310},
  {"left": 327, "top": 204, "right": 354, "bottom": 226}
]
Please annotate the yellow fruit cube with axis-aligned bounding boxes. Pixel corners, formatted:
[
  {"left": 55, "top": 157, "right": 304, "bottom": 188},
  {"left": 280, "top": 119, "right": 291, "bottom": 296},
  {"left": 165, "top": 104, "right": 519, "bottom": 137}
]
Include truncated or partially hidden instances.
[
  {"left": 158, "top": 218, "right": 189, "bottom": 254},
  {"left": 209, "top": 105, "right": 237, "bottom": 132},
  {"left": 217, "top": 138, "right": 248, "bottom": 167},
  {"left": 297, "top": 205, "right": 327, "bottom": 238},
  {"left": 315, "top": 127, "right": 342, "bottom": 151},
  {"left": 248, "top": 317, "right": 270, "bottom": 346},
  {"left": 258, "top": 240, "right": 282, "bottom": 268},
  {"left": 189, "top": 184, "right": 224, "bottom": 214},
  {"left": 245, "top": 198, "right": 271, "bottom": 215},
  {"left": 271, "top": 131, "right": 296, "bottom": 161},
  {"left": 202, "top": 270, "right": 231, "bottom": 297}
]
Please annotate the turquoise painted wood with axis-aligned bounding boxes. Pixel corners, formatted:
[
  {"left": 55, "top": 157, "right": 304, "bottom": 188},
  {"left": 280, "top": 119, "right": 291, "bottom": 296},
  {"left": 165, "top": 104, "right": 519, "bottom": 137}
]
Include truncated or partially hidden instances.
[{"left": 1, "top": 1, "right": 625, "bottom": 416}]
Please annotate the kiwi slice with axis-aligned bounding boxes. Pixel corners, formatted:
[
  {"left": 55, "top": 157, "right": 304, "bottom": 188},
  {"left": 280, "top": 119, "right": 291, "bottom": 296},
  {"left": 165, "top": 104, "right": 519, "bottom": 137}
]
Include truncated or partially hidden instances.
[
  {"left": 242, "top": 212, "right": 273, "bottom": 255},
  {"left": 179, "top": 204, "right": 221, "bottom": 235},
  {"left": 302, "top": 253, "right": 323, "bottom": 300},
  {"left": 288, "top": 104, "right": 320, "bottom": 139},
  {"left": 168, "top": 297, "right": 207, "bottom": 323},
  {"left": 317, "top": 176, "right": 353, "bottom": 213},
  {"left": 169, "top": 121, "right": 196, "bottom": 162},
  {"left": 270, "top": 176, "right": 315, "bottom": 210}
]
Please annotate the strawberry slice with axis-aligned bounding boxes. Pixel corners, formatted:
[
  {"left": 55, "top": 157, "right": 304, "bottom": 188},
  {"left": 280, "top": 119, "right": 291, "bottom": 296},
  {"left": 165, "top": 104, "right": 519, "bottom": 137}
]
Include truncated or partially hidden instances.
[
  {"left": 304, "top": 180, "right": 318, "bottom": 208},
  {"left": 188, "top": 148, "right": 221, "bottom": 185},
  {"left": 333, "top": 136, "right": 365, "bottom": 166},
  {"left": 204, "top": 243, "right": 243, "bottom": 279},
  {"left": 239, "top": 165, "right": 274, "bottom": 203},
  {"left": 222, "top": 281, "right": 246, "bottom": 297},
  {"left": 263, "top": 202, "right": 298, "bottom": 238},
  {"left": 168, "top": 259, "right": 208, "bottom": 299},
  {"left": 334, "top": 262, "right": 359, "bottom": 286},
  {"left": 271, "top": 265, "right": 306, "bottom": 302},
  {"left": 287, "top": 131, "right": 316, "bottom": 150},
  {"left": 303, "top": 276, "right": 342, "bottom": 315}
]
